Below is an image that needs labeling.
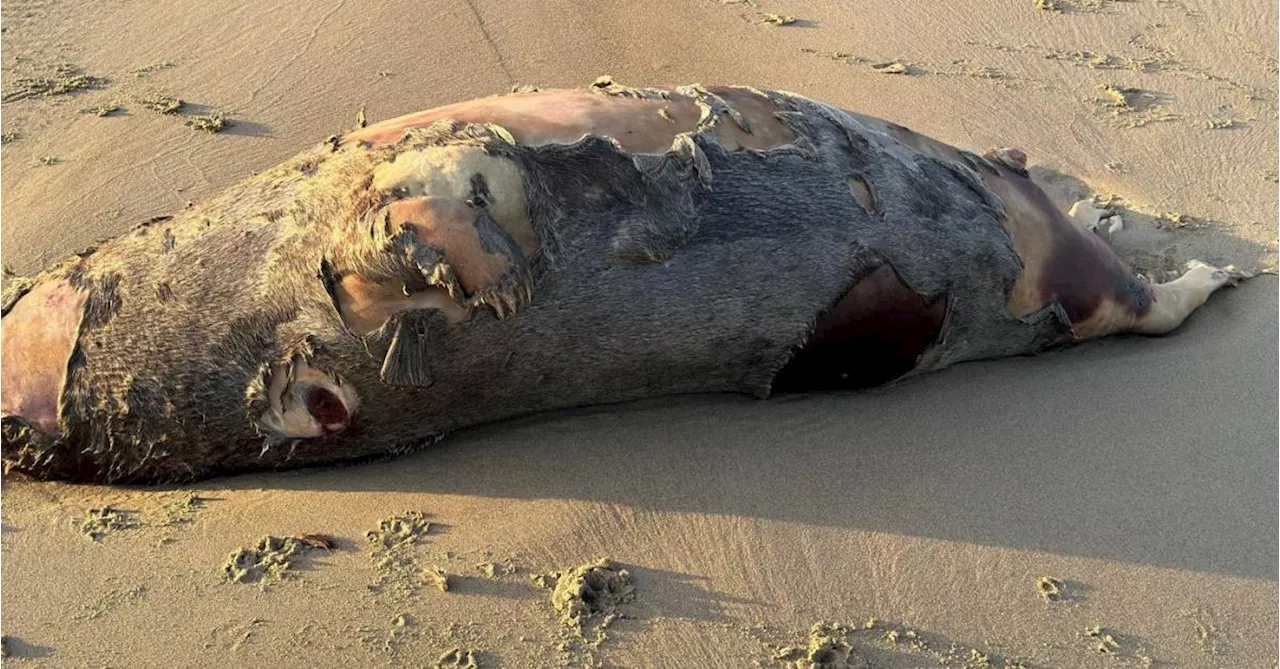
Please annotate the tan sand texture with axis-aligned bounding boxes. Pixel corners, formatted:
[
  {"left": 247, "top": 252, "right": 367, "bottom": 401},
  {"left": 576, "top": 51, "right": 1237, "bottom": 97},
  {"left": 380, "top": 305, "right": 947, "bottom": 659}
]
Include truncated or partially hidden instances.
[{"left": 1, "top": 0, "right": 1277, "bottom": 666}]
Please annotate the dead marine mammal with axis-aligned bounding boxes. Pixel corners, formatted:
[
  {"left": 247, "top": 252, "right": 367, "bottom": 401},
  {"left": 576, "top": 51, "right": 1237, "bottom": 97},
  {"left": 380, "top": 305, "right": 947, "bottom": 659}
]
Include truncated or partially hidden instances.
[{"left": 0, "top": 79, "right": 1237, "bottom": 483}]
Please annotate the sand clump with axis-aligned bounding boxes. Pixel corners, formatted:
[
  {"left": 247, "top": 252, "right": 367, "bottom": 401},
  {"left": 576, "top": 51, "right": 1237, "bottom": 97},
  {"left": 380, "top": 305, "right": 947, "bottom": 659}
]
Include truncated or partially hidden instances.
[
  {"left": 185, "top": 112, "right": 229, "bottom": 133},
  {"left": 769, "top": 619, "right": 1022, "bottom": 669},
  {"left": 132, "top": 61, "right": 176, "bottom": 78},
  {"left": 1092, "top": 84, "right": 1179, "bottom": 127},
  {"left": 423, "top": 566, "right": 452, "bottom": 592},
  {"left": 79, "top": 101, "right": 122, "bottom": 117},
  {"left": 77, "top": 507, "right": 138, "bottom": 541},
  {"left": 135, "top": 92, "right": 185, "bottom": 115},
  {"left": 222, "top": 535, "right": 327, "bottom": 587},
  {"left": 474, "top": 561, "right": 517, "bottom": 578},
  {"left": 871, "top": 61, "right": 910, "bottom": 75},
  {"left": 154, "top": 492, "right": 207, "bottom": 527},
  {"left": 1, "top": 64, "right": 108, "bottom": 103},
  {"left": 1082, "top": 624, "right": 1156, "bottom": 665},
  {"left": 433, "top": 647, "right": 480, "bottom": 668},
  {"left": 73, "top": 583, "right": 147, "bottom": 621},
  {"left": 367, "top": 511, "right": 436, "bottom": 596},
  {"left": 773, "top": 622, "right": 868, "bottom": 669},
  {"left": 1036, "top": 576, "right": 1065, "bottom": 601},
  {"left": 538, "top": 558, "right": 635, "bottom": 645}
]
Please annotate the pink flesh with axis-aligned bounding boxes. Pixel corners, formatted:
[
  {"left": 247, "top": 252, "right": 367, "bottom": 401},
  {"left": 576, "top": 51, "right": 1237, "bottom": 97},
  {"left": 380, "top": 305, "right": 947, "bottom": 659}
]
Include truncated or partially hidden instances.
[
  {"left": 0, "top": 280, "right": 87, "bottom": 437},
  {"left": 306, "top": 387, "right": 349, "bottom": 434}
]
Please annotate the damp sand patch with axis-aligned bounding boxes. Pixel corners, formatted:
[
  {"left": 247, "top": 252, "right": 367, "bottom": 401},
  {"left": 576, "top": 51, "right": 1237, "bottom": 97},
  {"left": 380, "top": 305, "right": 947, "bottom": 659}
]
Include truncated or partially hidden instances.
[{"left": 222, "top": 535, "right": 332, "bottom": 588}]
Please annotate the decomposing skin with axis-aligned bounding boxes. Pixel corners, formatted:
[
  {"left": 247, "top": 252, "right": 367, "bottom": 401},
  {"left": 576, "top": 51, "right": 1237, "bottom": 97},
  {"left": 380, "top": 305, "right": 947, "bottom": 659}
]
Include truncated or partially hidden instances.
[{"left": 0, "top": 80, "right": 1236, "bottom": 483}]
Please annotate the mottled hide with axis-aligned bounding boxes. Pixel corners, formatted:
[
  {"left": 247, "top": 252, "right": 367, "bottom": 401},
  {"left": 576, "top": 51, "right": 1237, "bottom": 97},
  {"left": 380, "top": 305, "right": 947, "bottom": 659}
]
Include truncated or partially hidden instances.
[{"left": 3, "top": 82, "right": 1215, "bottom": 483}]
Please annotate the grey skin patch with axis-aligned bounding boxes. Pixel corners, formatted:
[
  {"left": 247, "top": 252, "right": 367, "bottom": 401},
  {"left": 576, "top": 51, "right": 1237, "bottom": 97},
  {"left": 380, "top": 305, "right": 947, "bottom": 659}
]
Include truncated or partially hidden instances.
[
  {"left": 613, "top": 134, "right": 713, "bottom": 264},
  {"left": 847, "top": 175, "right": 879, "bottom": 214},
  {"left": 469, "top": 208, "right": 534, "bottom": 316}
]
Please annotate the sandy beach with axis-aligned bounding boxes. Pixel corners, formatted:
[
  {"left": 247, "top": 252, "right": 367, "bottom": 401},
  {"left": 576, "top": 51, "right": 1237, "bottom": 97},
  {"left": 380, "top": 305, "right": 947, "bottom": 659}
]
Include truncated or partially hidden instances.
[{"left": 1, "top": 0, "right": 1277, "bottom": 666}]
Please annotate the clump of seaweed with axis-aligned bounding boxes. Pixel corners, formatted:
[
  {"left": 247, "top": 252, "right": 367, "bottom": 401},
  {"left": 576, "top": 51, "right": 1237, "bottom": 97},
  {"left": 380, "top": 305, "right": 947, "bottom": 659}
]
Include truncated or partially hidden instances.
[
  {"left": 1, "top": 130, "right": 19, "bottom": 145},
  {"left": 761, "top": 13, "right": 797, "bottom": 26},
  {"left": 185, "top": 112, "right": 228, "bottom": 133},
  {"left": 1, "top": 64, "right": 109, "bottom": 103},
  {"left": 136, "top": 92, "right": 184, "bottom": 115}
]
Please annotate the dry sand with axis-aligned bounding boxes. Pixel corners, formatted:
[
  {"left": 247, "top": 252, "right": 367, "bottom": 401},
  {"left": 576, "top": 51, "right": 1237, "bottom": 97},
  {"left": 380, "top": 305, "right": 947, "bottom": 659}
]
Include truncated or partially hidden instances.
[{"left": 1, "top": 0, "right": 1277, "bottom": 666}]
